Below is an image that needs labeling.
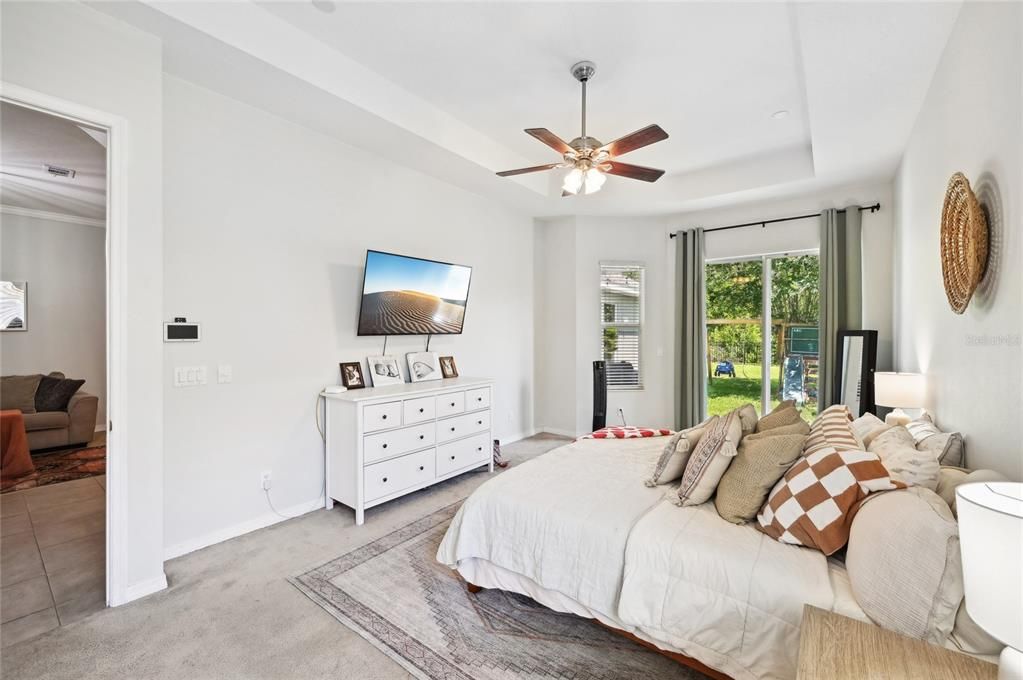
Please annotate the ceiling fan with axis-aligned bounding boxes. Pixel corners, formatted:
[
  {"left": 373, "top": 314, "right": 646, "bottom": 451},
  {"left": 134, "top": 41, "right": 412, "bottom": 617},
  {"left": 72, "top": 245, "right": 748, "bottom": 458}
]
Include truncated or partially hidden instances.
[{"left": 497, "top": 61, "right": 668, "bottom": 196}]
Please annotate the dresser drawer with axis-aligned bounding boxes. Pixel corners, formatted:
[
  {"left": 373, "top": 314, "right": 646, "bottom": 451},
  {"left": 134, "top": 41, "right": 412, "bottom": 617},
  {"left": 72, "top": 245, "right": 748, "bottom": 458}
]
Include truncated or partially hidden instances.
[
  {"left": 437, "top": 433, "right": 490, "bottom": 477},
  {"left": 465, "top": 386, "right": 491, "bottom": 411},
  {"left": 403, "top": 396, "right": 436, "bottom": 425},
  {"left": 363, "top": 401, "right": 401, "bottom": 433},
  {"left": 364, "top": 449, "right": 435, "bottom": 502},
  {"left": 436, "top": 392, "right": 466, "bottom": 418},
  {"left": 363, "top": 423, "right": 435, "bottom": 464},
  {"left": 437, "top": 410, "right": 491, "bottom": 444}
]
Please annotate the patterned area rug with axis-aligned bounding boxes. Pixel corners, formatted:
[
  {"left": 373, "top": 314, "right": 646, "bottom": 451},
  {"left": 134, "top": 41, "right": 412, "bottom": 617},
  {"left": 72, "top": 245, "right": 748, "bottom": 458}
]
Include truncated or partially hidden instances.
[
  {"left": 291, "top": 503, "right": 708, "bottom": 680},
  {"left": 1, "top": 445, "right": 105, "bottom": 493}
]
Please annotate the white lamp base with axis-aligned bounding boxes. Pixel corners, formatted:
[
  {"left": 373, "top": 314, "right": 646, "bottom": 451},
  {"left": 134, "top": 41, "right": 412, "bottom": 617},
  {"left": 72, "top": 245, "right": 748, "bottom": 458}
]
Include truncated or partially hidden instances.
[
  {"left": 1001, "top": 645, "right": 1023, "bottom": 680},
  {"left": 884, "top": 408, "right": 912, "bottom": 426}
]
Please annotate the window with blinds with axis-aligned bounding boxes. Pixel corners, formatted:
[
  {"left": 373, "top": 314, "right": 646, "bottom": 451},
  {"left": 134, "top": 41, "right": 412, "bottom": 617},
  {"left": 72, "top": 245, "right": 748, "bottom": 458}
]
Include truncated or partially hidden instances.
[{"left": 600, "top": 263, "right": 644, "bottom": 389}]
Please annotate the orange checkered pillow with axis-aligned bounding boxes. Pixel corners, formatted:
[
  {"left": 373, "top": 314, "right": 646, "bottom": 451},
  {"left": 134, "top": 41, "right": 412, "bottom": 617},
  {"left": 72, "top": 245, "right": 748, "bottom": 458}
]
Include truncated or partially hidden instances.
[
  {"left": 803, "top": 404, "right": 860, "bottom": 455},
  {"left": 757, "top": 446, "right": 904, "bottom": 555}
]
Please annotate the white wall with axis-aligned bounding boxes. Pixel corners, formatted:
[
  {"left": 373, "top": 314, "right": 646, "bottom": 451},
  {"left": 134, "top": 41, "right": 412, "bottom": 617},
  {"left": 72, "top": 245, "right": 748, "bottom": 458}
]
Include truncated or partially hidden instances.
[
  {"left": 893, "top": 2, "right": 1022, "bottom": 479},
  {"left": 0, "top": 213, "right": 106, "bottom": 425},
  {"left": 1, "top": 1, "right": 166, "bottom": 601},
  {"left": 161, "top": 76, "right": 535, "bottom": 556},
  {"left": 533, "top": 215, "right": 673, "bottom": 436}
]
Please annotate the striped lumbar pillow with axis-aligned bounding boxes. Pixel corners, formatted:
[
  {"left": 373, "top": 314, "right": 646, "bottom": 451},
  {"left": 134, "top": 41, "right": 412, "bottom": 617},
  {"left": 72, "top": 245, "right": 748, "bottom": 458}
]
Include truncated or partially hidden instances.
[{"left": 803, "top": 404, "right": 860, "bottom": 456}]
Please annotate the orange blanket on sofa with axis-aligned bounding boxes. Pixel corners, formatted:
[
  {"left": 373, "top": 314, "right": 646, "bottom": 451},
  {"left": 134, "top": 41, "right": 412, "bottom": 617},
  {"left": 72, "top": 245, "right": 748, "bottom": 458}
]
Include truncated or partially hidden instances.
[{"left": 1, "top": 409, "right": 34, "bottom": 482}]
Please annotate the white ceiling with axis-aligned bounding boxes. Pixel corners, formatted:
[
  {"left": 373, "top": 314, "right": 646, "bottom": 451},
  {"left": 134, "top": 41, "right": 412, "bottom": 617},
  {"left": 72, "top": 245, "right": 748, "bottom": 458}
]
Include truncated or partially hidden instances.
[
  {"left": 92, "top": 1, "right": 962, "bottom": 217},
  {"left": 0, "top": 101, "right": 107, "bottom": 223}
]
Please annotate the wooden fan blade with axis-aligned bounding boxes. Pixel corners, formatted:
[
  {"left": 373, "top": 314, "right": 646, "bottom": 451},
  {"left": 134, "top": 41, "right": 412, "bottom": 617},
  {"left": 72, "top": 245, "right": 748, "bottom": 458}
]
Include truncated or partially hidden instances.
[
  {"left": 601, "top": 124, "right": 668, "bottom": 158},
  {"left": 604, "top": 161, "right": 665, "bottom": 182},
  {"left": 525, "top": 128, "right": 573, "bottom": 154},
  {"left": 496, "top": 163, "right": 560, "bottom": 177}
]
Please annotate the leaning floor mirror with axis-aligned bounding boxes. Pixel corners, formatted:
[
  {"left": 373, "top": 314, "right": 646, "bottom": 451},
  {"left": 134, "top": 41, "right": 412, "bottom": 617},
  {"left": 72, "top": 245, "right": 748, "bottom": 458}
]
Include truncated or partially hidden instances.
[{"left": 834, "top": 330, "right": 879, "bottom": 417}]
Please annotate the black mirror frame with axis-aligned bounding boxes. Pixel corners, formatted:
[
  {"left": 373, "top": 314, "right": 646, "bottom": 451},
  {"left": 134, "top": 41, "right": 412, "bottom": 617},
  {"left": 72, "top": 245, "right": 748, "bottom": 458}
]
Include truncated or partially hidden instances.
[{"left": 833, "top": 329, "right": 879, "bottom": 417}]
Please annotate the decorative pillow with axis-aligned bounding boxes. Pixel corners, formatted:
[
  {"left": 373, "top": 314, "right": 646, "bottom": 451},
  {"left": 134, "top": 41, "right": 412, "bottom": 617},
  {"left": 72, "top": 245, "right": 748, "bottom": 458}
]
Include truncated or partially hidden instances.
[
  {"left": 846, "top": 487, "right": 963, "bottom": 645},
  {"left": 715, "top": 432, "right": 807, "bottom": 524},
  {"left": 581, "top": 427, "right": 673, "bottom": 439},
  {"left": 867, "top": 426, "right": 940, "bottom": 490},
  {"left": 675, "top": 411, "right": 741, "bottom": 507},
  {"left": 950, "top": 469, "right": 1009, "bottom": 517},
  {"left": 0, "top": 374, "right": 42, "bottom": 414},
  {"left": 803, "top": 405, "right": 859, "bottom": 456},
  {"left": 34, "top": 376, "right": 85, "bottom": 412},
  {"left": 744, "top": 420, "right": 809, "bottom": 440},
  {"left": 646, "top": 419, "right": 711, "bottom": 487},
  {"left": 737, "top": 403, "right": 758, "bottom": 436},
  {"left": 934, "top": 467, "right": 970, "bottom": 508},
  {"left": 906, "top": 413, "right": 966, "bottom": 467},
  {"left": 850, "top": 412, "right": 886, "bottom": 445},
  {"left": 755, "top": 402, "right": 803, "bottom": 433},
  {"left": 757, "top": 447, "right": 904, "bottom": 555}
]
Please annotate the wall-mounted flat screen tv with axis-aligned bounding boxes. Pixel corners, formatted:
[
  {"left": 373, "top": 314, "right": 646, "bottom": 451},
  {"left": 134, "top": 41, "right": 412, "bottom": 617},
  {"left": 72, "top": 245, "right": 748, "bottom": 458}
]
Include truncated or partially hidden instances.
[{"left": 357, "top": 250, "right": 473, "bottom": 336}]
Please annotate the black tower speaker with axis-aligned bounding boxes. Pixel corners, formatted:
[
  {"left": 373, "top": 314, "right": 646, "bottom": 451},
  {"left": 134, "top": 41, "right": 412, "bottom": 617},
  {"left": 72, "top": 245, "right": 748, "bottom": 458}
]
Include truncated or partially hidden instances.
[{"left": 592, "top": 360, "right": 607, "bottom": 431}]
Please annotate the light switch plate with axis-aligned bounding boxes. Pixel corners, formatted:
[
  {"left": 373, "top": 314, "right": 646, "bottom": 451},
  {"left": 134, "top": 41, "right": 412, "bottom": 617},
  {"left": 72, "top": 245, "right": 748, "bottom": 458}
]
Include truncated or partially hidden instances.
[
  {"left": 174, "top": 366, "right": 207, "bottom": 387},
  {"left": 218, "top": 364, "right": 232, "bottom": 384}
]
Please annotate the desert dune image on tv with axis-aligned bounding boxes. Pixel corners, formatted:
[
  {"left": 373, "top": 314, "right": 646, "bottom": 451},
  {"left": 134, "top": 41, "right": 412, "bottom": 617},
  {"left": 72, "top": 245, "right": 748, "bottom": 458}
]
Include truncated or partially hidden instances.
[{"left": 358, "top": 251, "right": 472, "bottom": 335}]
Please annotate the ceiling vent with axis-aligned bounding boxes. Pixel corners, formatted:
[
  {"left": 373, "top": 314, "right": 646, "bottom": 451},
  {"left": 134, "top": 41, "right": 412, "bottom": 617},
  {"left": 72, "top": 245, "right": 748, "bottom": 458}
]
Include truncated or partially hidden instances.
[{"left": 44, "top": 164, "right": 76, "bottom": 179}]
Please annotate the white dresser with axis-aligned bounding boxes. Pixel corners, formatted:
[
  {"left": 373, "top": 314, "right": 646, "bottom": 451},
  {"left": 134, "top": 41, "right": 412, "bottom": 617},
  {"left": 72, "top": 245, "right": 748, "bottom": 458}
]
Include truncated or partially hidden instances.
[{"left": 322, "top": 377, "right": 494, "bottom": 524}]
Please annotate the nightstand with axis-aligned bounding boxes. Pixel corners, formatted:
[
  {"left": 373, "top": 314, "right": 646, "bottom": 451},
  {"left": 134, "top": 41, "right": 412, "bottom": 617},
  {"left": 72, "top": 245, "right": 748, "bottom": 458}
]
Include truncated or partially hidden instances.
[{"left": 797, "top": 605, "right": 997, "bottom": 679}]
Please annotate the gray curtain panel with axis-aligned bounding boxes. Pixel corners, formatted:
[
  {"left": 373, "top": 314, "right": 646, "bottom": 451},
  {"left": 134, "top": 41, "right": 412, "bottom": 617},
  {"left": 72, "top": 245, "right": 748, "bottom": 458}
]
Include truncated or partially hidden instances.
[
  {"left": 674, "top": 228, "right": 707, "bottom": 429},
  {"left": 819, "top": 206, "right": 863, "bottom": 409}
]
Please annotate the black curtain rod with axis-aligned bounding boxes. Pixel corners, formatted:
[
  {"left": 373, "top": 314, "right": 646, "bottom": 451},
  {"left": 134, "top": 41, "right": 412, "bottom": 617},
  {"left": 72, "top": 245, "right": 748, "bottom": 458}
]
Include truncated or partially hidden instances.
[{"left": 668, "top": 202, "right": 881, "bottom": 238}]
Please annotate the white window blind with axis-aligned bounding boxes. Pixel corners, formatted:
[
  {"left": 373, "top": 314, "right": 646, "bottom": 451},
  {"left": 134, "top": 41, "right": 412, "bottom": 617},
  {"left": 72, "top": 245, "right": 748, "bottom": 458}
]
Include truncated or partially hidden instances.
[{"left": 600, "top": 263, "right": 644, "bottom": 389}]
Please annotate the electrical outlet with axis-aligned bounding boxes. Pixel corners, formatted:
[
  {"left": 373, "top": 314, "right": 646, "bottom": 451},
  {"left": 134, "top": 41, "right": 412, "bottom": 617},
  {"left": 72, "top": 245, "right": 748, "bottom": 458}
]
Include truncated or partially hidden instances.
[{"left": 260, "top": 470, "right": 272, "bottom": 490}]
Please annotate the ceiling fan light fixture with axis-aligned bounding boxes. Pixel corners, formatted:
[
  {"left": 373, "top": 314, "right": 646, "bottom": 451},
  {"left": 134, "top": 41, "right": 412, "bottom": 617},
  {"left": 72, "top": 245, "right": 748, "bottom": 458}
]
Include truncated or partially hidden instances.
[
  {"left": 583, "top": 168, "right": 606, "bottom": 194},
  {"left": 562, "top": 167, "right": 584, "bottom": 194}
]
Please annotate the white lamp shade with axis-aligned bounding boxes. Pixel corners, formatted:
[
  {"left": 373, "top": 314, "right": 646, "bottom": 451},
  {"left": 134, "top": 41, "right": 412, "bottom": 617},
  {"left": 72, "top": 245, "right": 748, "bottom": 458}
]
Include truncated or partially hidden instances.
[
  {"left": 956, "top": 482, "right": 1023, "bottom": 650},
  {"left": 874, "top": 372, "right": 926, "bottom": 408}
]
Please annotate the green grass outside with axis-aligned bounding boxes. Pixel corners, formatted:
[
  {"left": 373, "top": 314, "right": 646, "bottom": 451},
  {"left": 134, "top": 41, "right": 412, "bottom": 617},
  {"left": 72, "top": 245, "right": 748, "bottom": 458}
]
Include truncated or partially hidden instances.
[{"left": 707, "top": 362, "right": 817, "bottom": 422}]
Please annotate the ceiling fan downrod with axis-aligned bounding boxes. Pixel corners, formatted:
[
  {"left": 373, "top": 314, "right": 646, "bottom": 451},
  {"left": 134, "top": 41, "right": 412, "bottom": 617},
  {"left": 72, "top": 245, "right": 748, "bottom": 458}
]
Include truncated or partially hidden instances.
[{"left": 571, "top": 61, "right": 596, "bottom": 150}]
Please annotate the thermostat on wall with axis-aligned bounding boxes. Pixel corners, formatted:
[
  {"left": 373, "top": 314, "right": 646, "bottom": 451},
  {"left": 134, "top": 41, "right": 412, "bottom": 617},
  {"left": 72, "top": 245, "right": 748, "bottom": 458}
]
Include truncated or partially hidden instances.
[{"left": 164, "top": 318, "right": 201, "bottom": 342}]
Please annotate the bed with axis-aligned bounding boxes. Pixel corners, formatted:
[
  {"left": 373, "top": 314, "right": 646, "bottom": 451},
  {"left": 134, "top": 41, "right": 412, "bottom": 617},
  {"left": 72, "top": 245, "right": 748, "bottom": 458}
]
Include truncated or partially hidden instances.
[{"left": 436, "top": 436, "right": 871, "bottom": 680}]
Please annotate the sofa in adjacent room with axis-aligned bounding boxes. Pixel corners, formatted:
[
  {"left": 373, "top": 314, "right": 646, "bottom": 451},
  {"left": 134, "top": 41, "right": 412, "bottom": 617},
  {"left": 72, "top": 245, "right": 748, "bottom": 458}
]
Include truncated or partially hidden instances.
[{"left": 0, "top": 373, "right": 99, "bottom": 451}]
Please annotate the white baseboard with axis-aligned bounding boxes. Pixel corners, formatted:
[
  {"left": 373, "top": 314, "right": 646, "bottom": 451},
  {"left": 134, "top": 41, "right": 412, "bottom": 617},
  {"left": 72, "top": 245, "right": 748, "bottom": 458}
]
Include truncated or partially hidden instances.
[
  {"left": 163, "top": 497, "right": 324, "bottom": 561},
  {"left": 541, "top": 427, "right": 577, "bottom": 438},
  {"left": 115, "top": 573, "right": 168, "bottom": 606}
]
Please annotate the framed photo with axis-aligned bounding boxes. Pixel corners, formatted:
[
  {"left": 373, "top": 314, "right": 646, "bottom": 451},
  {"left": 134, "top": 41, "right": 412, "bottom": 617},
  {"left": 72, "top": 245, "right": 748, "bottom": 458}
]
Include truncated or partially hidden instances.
[
  {"left": 439, "top": 356, "right": 458, "bottom": 379},
  {"left": 339, "top": 361, "right": 366, "bottom": 389},
  {"left": 366, "top": 355, "right": 403, "bottom": 386},
  {"left": 406, "top": 351, "right": 441, "bottom": 383},
  {"left": 0, "top": 281, "right": 27, "bottom": 331}
]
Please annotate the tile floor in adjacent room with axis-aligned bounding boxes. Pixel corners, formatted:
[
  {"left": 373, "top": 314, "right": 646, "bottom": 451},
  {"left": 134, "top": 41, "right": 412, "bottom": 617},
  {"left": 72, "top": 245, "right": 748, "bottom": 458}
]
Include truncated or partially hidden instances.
[{"left": 1, "top": 475, "right": 106, "bottom": 647}]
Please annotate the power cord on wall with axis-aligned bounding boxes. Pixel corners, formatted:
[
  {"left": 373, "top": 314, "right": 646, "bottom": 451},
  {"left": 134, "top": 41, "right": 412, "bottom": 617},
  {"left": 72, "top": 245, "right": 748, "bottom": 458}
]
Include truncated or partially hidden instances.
[{"left": 262, "top": 393, "right": 327, "bottom": 520}]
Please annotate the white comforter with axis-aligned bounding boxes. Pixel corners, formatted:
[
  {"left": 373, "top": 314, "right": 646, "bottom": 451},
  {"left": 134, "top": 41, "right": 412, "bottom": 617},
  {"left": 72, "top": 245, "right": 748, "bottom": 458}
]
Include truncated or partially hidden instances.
[{"left": 436, "top": 437, "right": 842, "bottom": 680}]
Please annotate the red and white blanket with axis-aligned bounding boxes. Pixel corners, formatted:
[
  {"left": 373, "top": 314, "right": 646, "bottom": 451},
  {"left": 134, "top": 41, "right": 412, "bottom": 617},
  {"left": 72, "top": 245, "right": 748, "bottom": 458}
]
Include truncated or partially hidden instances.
[{"left": 580, "top": 426, "right": 674, "bottom": 440}]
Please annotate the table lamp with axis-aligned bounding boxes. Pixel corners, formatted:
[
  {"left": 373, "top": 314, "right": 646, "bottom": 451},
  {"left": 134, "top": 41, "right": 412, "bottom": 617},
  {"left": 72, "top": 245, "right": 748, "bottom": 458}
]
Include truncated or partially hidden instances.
[
  {"left": 956, "top": 482, "right": 1023, "bottom": 680},
  {"left": 874, "top": 371, "right": 926, "bottom": 425}
]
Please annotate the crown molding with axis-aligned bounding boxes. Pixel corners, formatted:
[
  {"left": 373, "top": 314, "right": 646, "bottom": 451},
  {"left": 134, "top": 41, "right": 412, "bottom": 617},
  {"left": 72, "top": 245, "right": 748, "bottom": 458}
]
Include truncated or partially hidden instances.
[{"left": 0, "top": 204, "right": 105, "bottom": 228}]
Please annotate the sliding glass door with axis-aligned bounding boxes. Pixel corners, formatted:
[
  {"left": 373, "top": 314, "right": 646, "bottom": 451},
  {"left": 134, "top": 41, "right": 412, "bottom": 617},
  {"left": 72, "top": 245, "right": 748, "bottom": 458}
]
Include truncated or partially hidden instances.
[{"left": 706, "top": 252, "right": 819, "bottom": 420}]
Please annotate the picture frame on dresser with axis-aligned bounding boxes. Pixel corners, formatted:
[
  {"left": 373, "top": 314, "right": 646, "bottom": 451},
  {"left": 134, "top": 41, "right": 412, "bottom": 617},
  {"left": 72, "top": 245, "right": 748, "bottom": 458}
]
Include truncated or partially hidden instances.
[
  {"left": 366, "top": 355, "right": 403, "bottom": 386},
  {"left": 406, "top": 351, "right": 441, "bottom": 382},
  {"left": 439, "top": 356, "right": 458, "bottom": 378},
  {"left": 340, "top": 361, "right": 366, "bottom": 389},
  {"left": 321, "top": 377, "right": 494, "bottom": 524}
]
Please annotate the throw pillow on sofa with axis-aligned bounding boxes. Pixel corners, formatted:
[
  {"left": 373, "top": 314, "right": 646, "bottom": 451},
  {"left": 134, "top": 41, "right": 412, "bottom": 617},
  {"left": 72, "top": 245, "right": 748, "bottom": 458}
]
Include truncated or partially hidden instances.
[
  {"left": 737, "top": 403, "right": 758, "bottom": 436},
  {"left": 846, "top": 486, "right": 963, "bottom": 645},
  {"left": 757, "top": 447, "right": 904, "bottom": 555},
  {"left": 715, "top": 432, "right": 807, "bottom": 524},
  {"left": 646, "top": 418, "right": 712, "bottom": 487},
  {"left": 0, "top": 374, "right": 42, "bottom": 414},
  {"left": 675, "top": 411, "right": 741, "bottom": 507},
  {"left": 867, "top": 426, "right": 940, "bottom": 491},
  {"left": 850, "top": 412, "right": 886, "bottom": 445},
  {"left": 803, "top": 404, "right": 860, "bottom": 456},
  {"left": 906, "top": 413, "right": 966, "bottom": 468},
  {"left": 755, "top": 401, "right": 802, "bottom": 433},
  {"left": 745, "top": 420, "right": 809, "bottom": 439},
  {"left": 34, "top": 376, "right": 86, "bottom": 412}
]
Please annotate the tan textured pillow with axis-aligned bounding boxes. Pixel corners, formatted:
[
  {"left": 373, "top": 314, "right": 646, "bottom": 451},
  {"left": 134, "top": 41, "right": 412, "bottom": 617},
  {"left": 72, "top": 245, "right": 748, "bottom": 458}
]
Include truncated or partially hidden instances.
[
  {"left": 803, "top": 404, "right": 859, "bottom": 455},
  {"left": 715, "top": 432, "right": 807, "bottom": 524},
  {"left": 675, "top": 411, "right": 741, "bottom": 507},
  {"left": 950, "top": 469, "right": 1009, "bottom": 516},
  {"left": 867, "top": 426, "right": 940, "bottom": 491},
  {"left": 0, "top": 374, "right": 42, "bottom": 414},
  {"left": 744, "top": 420, "right": 809, "bottom": 440},
  {"left": 850, "top": 412, "right": 886, "bottom": 445},
  {"left": 737, "top": 403, "right": 758, "bottom": 436},
  {"left": 907, "top": 414, "right": 966, "bottom": 467},
  {"left": 645, "top": 419, "right": 711, "bottom": 486},
  {"left": 846, "top": 487, "right": 963, "bottom": 645},
  {"left": 757, "top": 447, "right": 903, "bottom": 555},
  {"left": 755, "top": 403, "right": 803, "bottom": 433}
]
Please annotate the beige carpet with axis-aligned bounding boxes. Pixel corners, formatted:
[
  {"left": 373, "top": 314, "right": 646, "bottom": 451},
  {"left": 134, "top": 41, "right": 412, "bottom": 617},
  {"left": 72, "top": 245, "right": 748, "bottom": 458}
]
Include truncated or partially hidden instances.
[
  {"left": 0, "top": 435, "right": 568, "bottom": 680},
  {"left": 292, "top": 502, "right": 706, "bottom": 679}
]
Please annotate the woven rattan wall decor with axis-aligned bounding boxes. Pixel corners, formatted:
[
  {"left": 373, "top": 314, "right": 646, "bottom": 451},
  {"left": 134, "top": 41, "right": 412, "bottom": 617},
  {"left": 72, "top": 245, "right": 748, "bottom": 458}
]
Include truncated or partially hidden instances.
[{"left": 940, "top": 172, "right": 989, "bottom": 314}]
